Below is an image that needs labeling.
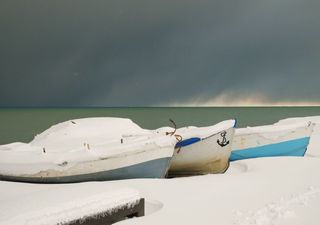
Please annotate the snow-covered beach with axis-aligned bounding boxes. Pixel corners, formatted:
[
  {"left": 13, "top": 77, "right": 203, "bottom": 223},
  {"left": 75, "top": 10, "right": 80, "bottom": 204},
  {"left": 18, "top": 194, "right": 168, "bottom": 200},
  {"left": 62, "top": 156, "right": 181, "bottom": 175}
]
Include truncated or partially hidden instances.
[
  {"left": 1, "top": 157, "right": 320, "bottom": 225},
  {"left": 1, "top": 116, "right": 320, "bottom": 225},
  {"left": 2, "top": 0, "right": 320, "bottom": 223}
]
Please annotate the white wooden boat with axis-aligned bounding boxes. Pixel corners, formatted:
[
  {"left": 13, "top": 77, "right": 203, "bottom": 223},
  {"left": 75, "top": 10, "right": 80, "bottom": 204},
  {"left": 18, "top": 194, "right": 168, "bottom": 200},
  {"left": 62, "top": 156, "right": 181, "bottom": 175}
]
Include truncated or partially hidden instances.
[
  {"left": 167, "top": 120, "right": 236, "bottom": 176},
  {"left": 275, "top": 116, "right": 320, "bottom": 157},
  {"left": 230, "top": 121, "right": 314, "bottom": 161},
  {"left": 0, "top": 117, "right": 177, "bottom": 183}
]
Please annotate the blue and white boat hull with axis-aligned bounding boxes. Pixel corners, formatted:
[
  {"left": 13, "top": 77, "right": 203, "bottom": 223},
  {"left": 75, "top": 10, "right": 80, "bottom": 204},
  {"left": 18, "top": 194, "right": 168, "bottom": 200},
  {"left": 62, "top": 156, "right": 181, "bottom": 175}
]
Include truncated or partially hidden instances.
[
  {"left": 231, "top": 122, "right": 314, "bottom": 161},
  {"left": 0, "top": 143, "right": 174, "bottom": 183},
  {"left": 0, "top": 117, "right": 178, "bottom": 183},
  {"left": 168, "top": 120, "right": 236, "bottom": 176}
]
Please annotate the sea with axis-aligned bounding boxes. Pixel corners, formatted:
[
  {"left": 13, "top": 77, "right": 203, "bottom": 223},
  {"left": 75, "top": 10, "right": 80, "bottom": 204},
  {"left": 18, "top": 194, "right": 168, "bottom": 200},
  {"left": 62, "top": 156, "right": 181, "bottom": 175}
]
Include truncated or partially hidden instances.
[{"left": 1, "top": 107, "right": 320, "bottom": 145}]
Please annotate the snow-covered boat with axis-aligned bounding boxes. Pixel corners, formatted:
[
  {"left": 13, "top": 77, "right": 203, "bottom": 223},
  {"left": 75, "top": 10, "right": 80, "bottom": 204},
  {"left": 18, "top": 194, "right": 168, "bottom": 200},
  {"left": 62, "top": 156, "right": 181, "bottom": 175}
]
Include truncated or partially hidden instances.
[
  {"left": 167, "top": 120, "right": 236, "bottom": 176},
  {"left": 230, "top": 121, "right": 314, "bottom": 161},
  {"left": 0, "top": 118, "right": 177, "bottom": 183},
  {"left": 275, "top": 116, "right": 320, "bottom": 157}
]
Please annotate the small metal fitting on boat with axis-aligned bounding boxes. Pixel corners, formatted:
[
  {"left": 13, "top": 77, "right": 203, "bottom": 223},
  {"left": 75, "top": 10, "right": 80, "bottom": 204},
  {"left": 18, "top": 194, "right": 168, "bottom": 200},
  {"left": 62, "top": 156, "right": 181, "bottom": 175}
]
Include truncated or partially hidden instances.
[{"left": 84, "top": 143, "right": 90, "bottom": 150}]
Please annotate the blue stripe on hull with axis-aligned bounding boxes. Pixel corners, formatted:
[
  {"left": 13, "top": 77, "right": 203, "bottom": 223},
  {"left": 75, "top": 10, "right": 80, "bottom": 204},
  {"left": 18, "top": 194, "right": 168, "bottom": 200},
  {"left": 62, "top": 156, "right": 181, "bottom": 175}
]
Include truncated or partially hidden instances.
[
  {"left": 230, "top": 137, "right": 310, "bottom": 161},
  {"left": 0, "top": 157, "right": 172, "bottom": 183},
  {"left": 175, "top": 137, "right": 201, "bottom": 148}
]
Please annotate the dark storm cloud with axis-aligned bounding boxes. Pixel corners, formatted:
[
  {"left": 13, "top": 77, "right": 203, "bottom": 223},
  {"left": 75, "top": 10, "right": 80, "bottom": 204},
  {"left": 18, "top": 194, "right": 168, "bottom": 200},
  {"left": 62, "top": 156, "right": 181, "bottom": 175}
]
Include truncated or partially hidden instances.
[{"left": 1, "top": 0, "right": 320, "bottom": 106}]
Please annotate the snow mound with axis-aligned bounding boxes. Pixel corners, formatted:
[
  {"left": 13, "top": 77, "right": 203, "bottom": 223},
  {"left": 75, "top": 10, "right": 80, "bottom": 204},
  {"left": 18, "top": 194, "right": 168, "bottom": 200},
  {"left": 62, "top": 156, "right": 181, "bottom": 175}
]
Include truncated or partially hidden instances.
[{"left": 31, "top": 117, "right": 149, "bottom": 147}]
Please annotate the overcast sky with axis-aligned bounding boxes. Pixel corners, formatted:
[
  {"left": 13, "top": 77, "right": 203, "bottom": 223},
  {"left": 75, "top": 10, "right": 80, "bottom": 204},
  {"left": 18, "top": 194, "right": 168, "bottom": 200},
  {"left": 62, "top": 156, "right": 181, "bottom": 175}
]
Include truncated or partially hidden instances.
[{"left": 1, "top": 0, "right": 320, "bottom": 107}]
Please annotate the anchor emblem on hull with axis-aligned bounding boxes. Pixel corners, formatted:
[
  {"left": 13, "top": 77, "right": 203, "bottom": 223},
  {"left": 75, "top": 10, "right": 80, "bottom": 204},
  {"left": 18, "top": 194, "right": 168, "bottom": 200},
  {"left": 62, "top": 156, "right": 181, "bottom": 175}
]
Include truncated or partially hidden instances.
[{"left": 217, "top": 131, "right": 229, "bottom": 147}]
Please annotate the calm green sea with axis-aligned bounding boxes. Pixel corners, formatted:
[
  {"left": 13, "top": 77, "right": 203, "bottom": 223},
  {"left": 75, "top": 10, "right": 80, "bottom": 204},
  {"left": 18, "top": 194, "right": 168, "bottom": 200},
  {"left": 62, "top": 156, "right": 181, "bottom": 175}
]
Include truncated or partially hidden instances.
[{"left": 0, "top": 107, "right": 320, "bottom": 145}]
